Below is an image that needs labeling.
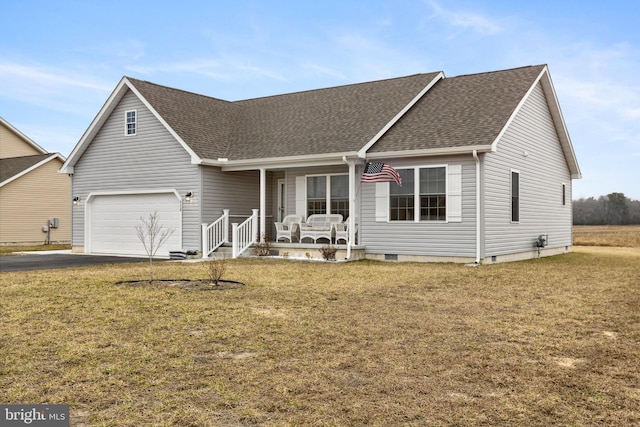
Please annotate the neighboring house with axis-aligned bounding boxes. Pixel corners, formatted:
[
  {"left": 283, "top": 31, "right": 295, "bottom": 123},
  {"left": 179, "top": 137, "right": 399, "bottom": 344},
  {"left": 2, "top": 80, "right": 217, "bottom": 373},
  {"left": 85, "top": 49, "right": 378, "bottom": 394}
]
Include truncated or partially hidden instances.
[
  {"left": 0, "top": 117, "right": 71, "bottom": 245},
  {"left": 60, "top": 64, "right": 581, "bottom": 263}
]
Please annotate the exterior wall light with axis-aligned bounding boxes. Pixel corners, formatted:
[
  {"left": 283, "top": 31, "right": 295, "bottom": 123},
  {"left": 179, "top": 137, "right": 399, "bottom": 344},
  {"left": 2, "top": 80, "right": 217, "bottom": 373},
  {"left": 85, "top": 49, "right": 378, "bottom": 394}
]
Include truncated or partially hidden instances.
[
  {"left": 73, "top": 196, "right": 80, "bottom": 205},
  {"left": 185, "top": 191, "right": 193, "bottom": 202}
]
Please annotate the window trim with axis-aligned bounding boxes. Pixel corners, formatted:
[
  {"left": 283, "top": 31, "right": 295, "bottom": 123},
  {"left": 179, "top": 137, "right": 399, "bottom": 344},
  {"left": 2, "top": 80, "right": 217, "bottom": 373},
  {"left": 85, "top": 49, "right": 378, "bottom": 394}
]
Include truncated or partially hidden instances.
[
  {"left": 125, "top": 110, "right": 137, "bottom": 136},
  {"left": 389, "top": 165, "right": 448, "bottom": 223},
  {"left": 511, "top": 169, "right": 520, "bottom": 223}
]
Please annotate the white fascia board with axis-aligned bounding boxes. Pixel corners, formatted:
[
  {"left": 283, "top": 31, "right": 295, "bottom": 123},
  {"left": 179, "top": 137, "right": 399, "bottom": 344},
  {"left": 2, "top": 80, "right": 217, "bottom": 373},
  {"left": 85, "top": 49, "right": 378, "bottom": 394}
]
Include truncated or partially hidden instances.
[
  {"left": 124, "top": 79, "right": 202, "bottom": 165},
  {"left": 357, "top": 72, "right": 445, "bottom": 158},
  {"left": 539, "top": 69, "right": 582, "bottom": 179},
  {"left": 0, "top": 116, "right": 48, "bottom": 154},
  {"left": 60, "top": 77, "right": 130, "bottom": 174},
  {"left": 200, "top": 151, "right": 361, "bottom": 171},
  {"left": 365, "top": 145, "right": 493, "bottom": 161},
  {"left": 0, "top": 153, "right": 62, "bottom": 187}
]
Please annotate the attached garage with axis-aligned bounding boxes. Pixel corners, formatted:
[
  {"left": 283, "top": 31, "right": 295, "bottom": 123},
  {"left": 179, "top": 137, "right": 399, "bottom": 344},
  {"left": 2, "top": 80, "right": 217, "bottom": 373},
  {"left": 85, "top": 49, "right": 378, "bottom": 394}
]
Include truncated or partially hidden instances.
[{"left": 86, "top": 191, "right": 182, "bottom": 256}]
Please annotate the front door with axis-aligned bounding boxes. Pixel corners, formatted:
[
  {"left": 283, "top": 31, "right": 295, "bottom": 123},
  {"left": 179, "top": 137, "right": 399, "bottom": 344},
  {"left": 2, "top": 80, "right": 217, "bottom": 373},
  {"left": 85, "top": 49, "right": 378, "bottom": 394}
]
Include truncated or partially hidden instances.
[{"left": 277, "top": 179, "right": 285, "bottom": 222}]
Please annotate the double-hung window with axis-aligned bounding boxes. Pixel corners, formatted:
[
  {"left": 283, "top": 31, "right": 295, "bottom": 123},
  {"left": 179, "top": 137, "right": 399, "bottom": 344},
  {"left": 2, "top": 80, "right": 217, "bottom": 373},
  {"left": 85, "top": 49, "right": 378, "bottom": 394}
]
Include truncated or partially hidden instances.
[
  {"left": 306, "top": 174, "right": 349, "bottom": 218},
  {"left": 125, "top": 110, "right": 137, "bottom": 135},
  {"left": 390, "top": 166, "right": 447, "bottom": 221}
]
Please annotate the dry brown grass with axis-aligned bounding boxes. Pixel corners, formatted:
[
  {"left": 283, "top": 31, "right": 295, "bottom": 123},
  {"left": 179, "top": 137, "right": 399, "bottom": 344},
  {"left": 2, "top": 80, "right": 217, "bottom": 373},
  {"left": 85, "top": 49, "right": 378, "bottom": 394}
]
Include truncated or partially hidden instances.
[
  {"left": 574, "top": 225, "right": 640, "bottom": 247},
  {"left": 2, "top": 250, "right": 639, "bottom": 426},
  {"left": 0, "top": 244, "right": 71, "bottom": 256}
]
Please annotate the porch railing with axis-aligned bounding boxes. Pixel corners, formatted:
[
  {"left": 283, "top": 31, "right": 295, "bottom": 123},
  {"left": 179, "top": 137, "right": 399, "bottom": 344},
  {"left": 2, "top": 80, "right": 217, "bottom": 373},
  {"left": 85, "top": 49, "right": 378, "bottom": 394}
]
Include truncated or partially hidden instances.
[
  {"left": 232, "top": 209, "right": 259, "bottom": 258},
  {"left": 202, "top": 209, "right": 229, "bottom": 257}
]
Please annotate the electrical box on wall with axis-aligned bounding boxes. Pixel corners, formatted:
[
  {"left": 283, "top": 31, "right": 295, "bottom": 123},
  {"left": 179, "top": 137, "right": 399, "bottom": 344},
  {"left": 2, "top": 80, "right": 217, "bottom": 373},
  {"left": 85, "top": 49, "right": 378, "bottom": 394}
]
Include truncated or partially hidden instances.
[{"left": 49, "top": 218, "right": 59, "bottom": 228}]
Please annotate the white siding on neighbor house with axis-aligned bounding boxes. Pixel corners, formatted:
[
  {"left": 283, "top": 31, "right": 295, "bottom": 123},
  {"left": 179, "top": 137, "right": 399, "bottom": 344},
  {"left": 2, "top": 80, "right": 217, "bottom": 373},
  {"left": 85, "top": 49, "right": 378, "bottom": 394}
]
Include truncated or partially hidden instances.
[
  {"left": 72, "top": 90, "right": 201, "bottom": 251},
  {"left": 483, "top": 82, "right": 573, "bottom": 258},
  {"left": 360, "top": 155, "right": 477, "bottom": 257}
]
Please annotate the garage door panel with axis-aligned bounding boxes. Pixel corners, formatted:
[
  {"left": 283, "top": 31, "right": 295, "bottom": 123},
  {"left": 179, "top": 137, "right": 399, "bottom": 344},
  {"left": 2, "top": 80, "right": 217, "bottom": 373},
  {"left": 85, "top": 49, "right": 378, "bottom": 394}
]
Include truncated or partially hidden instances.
[{"left": 89, "top": 193, "right": 181, "bottom": 256}]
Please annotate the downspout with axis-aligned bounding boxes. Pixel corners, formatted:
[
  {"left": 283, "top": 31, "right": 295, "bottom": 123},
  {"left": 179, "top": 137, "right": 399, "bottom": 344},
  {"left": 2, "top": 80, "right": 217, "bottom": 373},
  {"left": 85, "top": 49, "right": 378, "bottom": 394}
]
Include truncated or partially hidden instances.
[
  {"left": 473, "top": 150, "right": 481, "bottom": 264},
  {"left": 342, "top": 156, "right": 355, "bottom": 260}
]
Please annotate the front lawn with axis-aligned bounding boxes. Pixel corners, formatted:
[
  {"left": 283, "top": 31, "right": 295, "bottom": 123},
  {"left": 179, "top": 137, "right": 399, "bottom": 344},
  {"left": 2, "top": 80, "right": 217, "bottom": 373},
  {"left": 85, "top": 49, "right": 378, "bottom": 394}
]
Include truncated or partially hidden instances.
[{"left": 1, "top": 251, "right": 639, "bottom": 426}]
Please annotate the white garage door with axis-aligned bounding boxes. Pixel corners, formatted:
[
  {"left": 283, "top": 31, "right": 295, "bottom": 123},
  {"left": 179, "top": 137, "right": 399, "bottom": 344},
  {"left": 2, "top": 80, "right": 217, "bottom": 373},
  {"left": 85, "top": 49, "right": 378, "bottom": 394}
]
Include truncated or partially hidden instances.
[{"left": 88, "top": 192, "right": 181, "bottom": 256}]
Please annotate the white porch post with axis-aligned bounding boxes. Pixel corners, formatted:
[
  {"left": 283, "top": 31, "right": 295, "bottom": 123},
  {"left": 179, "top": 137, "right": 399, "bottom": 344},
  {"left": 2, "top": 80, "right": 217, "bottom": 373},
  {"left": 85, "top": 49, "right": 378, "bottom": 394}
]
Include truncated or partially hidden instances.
[
  {"left": 260, "top": 167, "right": 266, "bottom": 243},
  {"left": 347, "top": 159, "right": 356, "bottom": 259}
]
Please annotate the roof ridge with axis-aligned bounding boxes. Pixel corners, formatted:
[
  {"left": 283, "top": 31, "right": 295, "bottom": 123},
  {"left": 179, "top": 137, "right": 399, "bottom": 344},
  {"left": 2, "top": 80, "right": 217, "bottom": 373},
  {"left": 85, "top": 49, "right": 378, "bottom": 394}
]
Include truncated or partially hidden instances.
[
  {"left": 234, "top": 72, "right": 441, "bottom": 103},
  {"left": 448, "top": 64, "right": 546, "bottom": 79}
]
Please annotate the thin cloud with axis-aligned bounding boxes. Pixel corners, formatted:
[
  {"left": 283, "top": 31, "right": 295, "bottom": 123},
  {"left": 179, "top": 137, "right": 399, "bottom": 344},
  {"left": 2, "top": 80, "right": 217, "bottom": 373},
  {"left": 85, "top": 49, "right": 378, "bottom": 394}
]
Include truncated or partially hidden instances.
[{"left": 426, "top": 0, "right": 504, "bottom": 35}]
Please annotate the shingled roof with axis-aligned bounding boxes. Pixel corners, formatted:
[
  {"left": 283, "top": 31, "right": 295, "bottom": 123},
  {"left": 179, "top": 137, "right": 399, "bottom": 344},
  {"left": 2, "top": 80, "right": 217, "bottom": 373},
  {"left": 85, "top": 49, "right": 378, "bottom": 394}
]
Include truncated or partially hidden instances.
[
  {"left": 370, "top": 65, "right": 546, "bottom": 153},
  {"left": 127, "top": 73, "right": 440, "bottom": 161},
  {"left": 0, "top": 154, "right": 55, "bottom": 184}
]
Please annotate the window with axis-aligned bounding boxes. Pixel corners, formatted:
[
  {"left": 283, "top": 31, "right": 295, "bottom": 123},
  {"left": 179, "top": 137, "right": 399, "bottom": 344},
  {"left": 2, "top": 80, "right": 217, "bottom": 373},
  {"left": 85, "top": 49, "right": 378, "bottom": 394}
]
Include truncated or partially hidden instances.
[
  {"left": 390, "top": 166, "right": 446, "bottom": 221},
  {"left": 306, "top": 176, "right": 326, "bottom": 215},
  {"left": 306, "top": 175, "right": 349, "bottom": 218},
  {"left": 562, "top": 183, "right": 566, "bottom": 206},
  {"left": 125, "top": 110, "right": 136, "bottom": 135},
  {"left": 511, "top": 171, "right": 520, "bottom": 222},
  {"left": 420, "top": 167, "right": 446, "bottom": 221},
  {"left": 390, "top": 169, "right": 415, "bottom": 220}
]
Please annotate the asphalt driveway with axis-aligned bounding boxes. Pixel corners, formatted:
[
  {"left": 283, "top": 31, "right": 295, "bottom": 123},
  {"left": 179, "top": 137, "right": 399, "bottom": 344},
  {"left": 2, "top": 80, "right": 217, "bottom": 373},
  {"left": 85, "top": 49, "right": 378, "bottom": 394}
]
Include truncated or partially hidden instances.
[{"left": 0, "top": 251, "right": 164, "bottom": 272}]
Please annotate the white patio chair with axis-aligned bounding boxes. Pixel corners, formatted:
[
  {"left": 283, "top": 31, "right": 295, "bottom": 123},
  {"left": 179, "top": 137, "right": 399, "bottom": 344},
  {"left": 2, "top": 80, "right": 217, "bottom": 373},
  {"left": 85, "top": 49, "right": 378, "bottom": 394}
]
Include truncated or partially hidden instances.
[
  {"left": 274, "top": 215, "right": 302, "bottom": 242},
  {"left": 334, "top": 217, "right": 349, "bottom": 244}
]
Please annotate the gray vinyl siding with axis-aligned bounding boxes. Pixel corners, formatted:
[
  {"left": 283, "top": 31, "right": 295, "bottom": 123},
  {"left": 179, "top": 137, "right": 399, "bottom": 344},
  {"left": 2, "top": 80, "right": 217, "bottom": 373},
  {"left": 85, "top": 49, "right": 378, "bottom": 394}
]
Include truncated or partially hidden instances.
[
  {"left": 360, "top": 155, "right": 477, "bottom": 257},
  {"left": 483, "top": 82, "right": 573, "bottom": 257},
  {"left": 72, "top": 90, "right": 200, "bottom": 249},
  {"left": 201, "top": 166, "right": 260, "bottom": 233}
]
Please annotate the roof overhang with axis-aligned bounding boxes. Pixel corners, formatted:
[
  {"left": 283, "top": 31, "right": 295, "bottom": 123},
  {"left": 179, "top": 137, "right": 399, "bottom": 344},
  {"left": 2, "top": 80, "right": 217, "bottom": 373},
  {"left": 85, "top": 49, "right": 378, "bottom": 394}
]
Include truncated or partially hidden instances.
[
  {"left": 201, "top": 151, "right": 363, "bottom": 171},
  {"left": 366, "top": 145, "right": 494, "bottom": 161}
]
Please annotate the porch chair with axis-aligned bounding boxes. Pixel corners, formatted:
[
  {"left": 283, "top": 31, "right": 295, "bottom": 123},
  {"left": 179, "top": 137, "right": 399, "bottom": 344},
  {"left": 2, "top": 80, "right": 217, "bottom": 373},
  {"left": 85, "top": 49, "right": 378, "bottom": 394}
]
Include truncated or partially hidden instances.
[
  {"left": 334, "top": 217, "right": 349, "bottom": 244},
  {"left": 274, "top": 215, "right": 302, "bottom": 242}
]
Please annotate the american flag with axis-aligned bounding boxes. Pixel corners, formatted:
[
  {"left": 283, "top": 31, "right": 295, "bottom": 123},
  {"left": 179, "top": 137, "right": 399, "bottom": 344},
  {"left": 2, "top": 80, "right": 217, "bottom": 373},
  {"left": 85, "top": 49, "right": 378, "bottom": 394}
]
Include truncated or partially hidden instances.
[{"left": 360, "top": 162, "right": 402, "bottom": 186}]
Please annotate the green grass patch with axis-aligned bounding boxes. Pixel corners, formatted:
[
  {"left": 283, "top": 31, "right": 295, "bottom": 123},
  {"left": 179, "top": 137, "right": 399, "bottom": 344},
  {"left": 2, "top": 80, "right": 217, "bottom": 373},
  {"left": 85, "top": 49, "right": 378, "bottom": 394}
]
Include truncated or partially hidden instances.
[{"left": 2, "top": 253, "right": 639, "bottom": 425}]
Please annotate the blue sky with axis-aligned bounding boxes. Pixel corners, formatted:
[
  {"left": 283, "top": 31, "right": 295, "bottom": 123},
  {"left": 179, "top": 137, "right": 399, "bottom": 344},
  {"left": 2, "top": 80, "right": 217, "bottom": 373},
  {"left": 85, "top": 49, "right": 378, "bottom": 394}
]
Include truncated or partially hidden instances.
[{"left": 1, "top": 0, "right": 638, "bottom": 200}]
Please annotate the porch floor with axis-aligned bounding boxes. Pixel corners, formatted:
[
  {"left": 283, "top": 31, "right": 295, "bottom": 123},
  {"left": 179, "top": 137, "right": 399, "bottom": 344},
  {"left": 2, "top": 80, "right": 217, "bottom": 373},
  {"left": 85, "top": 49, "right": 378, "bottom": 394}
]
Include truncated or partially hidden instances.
[{"left": 213, "top": 242, "right": 366, "bottom": 261}]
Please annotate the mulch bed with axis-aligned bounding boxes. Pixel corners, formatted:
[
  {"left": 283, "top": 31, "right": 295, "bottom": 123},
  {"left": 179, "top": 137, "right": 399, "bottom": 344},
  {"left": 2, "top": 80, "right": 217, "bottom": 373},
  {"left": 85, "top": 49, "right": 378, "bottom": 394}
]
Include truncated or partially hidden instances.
[{"left": 115, "top": 279, "right": 245, "bottom": 290}]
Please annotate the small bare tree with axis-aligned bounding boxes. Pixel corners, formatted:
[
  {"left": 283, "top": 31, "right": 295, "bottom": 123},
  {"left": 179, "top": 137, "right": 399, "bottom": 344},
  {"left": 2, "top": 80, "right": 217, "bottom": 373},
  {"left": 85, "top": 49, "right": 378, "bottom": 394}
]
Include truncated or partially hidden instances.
[
  {"left": 206, "top": 255, "right": 227, "bottom": 285},
  {"left": 136, "top": 211, "right": 175, "bottom": 283}
]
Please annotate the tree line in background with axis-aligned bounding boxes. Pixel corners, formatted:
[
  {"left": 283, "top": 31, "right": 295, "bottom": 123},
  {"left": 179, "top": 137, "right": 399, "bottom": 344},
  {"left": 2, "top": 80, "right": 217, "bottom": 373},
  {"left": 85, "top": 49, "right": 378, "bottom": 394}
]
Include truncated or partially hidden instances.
[{"left": 573, "top": 193, "right": 640, "bottom": 225}]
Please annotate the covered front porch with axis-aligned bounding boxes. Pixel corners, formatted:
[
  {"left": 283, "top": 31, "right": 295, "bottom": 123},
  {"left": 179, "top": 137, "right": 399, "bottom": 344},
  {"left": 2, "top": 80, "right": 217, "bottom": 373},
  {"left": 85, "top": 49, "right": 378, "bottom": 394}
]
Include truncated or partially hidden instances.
[{"left": 200, "top": 157, "right": 364, "bottom": 259}]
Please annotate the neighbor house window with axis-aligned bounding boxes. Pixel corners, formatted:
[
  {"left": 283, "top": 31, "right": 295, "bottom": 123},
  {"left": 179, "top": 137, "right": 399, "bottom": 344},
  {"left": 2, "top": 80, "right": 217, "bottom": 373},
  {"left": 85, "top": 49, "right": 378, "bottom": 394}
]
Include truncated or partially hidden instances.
[
  {"left": 125, "top": 110, "right": 137, "bottom": 135},
  {"left": 511, "top": 170, "right": 520, "bottom": 222},
  {"left": 306, "top": 174, "right": 349, "bottom": 218},
  {"left": 390, "top": 166, "right": 446, "bottom": 221}
]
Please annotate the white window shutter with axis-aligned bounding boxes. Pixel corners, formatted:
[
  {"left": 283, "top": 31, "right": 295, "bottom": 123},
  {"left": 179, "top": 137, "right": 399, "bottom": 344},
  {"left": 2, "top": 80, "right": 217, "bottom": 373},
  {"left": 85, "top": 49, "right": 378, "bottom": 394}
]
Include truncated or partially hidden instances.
[
  {"left": 447, "top": 164, "right": 462, "bottom": 222},
  {"left": 375, "top": 182, "right": 389, "bottom": 222},
  {"left": 295, "top": 176, "right": 306, "bottom": 218}
]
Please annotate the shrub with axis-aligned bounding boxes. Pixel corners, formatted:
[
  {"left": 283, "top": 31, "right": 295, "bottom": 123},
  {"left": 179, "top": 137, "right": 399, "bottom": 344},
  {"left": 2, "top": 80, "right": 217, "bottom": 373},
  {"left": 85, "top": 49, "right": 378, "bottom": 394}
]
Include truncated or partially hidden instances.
[{"left": 320, "top": 245, "right": 337, "bottom": 261}]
